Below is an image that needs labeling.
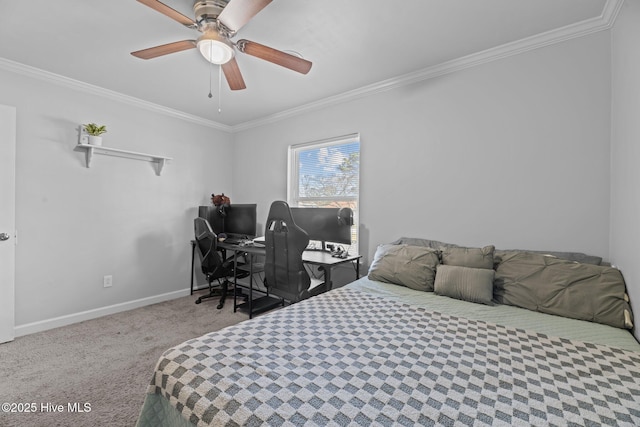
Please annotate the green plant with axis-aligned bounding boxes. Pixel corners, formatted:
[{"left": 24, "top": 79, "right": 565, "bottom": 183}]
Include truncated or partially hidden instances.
[{"left": 83, "top": 123, "right": 107, "bottom": 136}]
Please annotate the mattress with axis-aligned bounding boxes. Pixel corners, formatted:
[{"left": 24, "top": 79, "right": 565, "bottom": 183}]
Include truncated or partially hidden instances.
[
  {"left": 136, "top": 277, "right": 640, "bottom": 427},
  {"left": 346, "top": 278, "right": 640, "bottom": 351}
]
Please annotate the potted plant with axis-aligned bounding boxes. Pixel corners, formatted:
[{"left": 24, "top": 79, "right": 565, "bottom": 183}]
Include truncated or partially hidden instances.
[{"left": 83, "top": 123, "right": 107, "bottom": 146}]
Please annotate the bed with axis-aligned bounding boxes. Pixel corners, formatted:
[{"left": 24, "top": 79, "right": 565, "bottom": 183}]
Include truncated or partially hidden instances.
[{"left": 136, "top": 239, "right": 640, "bottom": 426}]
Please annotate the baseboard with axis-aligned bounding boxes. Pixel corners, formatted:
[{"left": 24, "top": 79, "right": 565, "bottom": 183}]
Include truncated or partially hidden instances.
[{"left": 14, "top": 288, "right": 193, "bottom": 337}]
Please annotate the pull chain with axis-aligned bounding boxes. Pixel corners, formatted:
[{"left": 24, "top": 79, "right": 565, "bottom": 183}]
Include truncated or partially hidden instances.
[
  {"left": 207, "top": 46, "right": 213, "bottom": 98},
  {"left": 218, "top": 64, "right": 222, "bottom": 114},
  {"left": 205, "top": 43, "right": 222, "bottom": 113}
]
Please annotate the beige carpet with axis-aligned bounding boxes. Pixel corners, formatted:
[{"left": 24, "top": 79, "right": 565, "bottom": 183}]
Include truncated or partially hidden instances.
[{"left": 0, "top": 293, "right": 249, "bottom": 427}]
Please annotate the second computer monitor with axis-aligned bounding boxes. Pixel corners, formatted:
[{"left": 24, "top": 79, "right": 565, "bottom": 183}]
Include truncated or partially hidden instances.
[{"left": 290, "top": 207, "right": 351, "bottom": 246}]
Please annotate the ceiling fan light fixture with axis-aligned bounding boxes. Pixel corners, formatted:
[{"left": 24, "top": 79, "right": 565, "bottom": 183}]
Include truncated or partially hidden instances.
[{"left": 197, "top": 33, "right": 234, "bottom": 64}]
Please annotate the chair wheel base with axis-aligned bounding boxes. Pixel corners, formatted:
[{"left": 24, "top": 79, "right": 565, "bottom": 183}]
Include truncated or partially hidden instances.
[{"left": 195, "top": 298, "right": 202, "bottom": 304}]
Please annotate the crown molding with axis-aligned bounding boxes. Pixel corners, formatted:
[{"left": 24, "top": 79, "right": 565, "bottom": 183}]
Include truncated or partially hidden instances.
[
  {"left": 0, "top": 57, "right": 233, "bottom": 133},
  {"left": 231, "top": 0, "right": 624, "bottom": 132},
  {"left": 601, "top": 0, "right": 625, "bottom": 27}
]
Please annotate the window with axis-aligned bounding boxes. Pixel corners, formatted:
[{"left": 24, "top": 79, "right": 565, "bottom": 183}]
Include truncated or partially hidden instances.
[{"left": 288, "top": 133, "right": 360, "bottom": 254}]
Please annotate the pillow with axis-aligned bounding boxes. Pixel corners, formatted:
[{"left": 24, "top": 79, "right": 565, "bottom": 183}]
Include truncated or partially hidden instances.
[
  {"left": 389, "top": 237, "right": 459, "bottom": 250},
  {"left": 494, "top": 252, "right": 634, "bottom": 329},
  {"left": 494, "top": 249, "right": 602, "bottom": 266},
  {"left": 368, "top": 244, "right": 440, "bottom": 291},
  {"left": 391, "top": 238, "right": 603, "bottom": 265},
  {"left": 434, "top": 265, "right": 495, "bottom": 305},
  {"left": 440, "top": 245, "right": 495, "bottom": 269}
]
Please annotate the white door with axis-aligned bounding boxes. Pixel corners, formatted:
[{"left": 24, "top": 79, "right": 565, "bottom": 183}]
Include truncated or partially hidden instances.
[{"left": 0, "top": 105, "right": 16, "bottom": 343}]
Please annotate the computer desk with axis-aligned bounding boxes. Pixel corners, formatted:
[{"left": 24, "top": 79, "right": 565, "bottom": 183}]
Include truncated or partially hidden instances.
[
  {"left": 297, "top": 249, "right": 362, "bottom": 289},
  {"left": 190, "top": 240, "right": 362, "bottom": 318}
]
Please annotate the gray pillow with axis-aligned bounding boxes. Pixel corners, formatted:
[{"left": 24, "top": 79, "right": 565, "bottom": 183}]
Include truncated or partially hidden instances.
[
  {"left": 494, "top": 252, "right": 634, "bottom": 329},
  {"left": 389, "top": 237, "right": 459, "bottom": 250},
  {"left": 434, "top": 265, "right": 495, "bottom": 305},
  {"left": 440, "top": 245, "right": 495, "bottom": 269},
  {"left": 390, "top": 238, "right": 603, "bottom": 266},
  {"left": 494, "top": 249, "right": 602, "bottom": 266},
  {"left": 368, "top": 244, "right": 440, "bottom": 291}
]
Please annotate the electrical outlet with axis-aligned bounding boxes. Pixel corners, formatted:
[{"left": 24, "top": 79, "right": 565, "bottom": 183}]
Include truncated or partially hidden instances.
[{"left": 103, "top": 275, "right": 113, "bottom": 288}]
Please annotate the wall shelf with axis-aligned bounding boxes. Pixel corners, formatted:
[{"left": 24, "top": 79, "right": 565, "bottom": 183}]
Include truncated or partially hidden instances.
[{"left": 76, "top": 144, "right": 173, "bottom": 176}]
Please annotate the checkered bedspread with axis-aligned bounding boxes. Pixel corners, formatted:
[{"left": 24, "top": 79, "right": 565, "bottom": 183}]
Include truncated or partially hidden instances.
[{"left": 147, "top": 288, "right": 640, "bottom": 426}]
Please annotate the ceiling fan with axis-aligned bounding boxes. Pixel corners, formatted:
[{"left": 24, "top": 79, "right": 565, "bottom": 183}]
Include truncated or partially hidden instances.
[{"left": 131, "top": 0, "right": 312, "bottom": 90}]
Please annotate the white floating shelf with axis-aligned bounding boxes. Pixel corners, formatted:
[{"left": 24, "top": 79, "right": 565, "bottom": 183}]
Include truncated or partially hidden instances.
[{"left": 76, "top": 144, "right": 173, "bottom": 176}]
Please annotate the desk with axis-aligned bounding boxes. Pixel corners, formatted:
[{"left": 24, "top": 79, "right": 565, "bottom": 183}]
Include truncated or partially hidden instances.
[
  {"left": 298, "top": 250, "right": 361, "bottom": 290},
  {"left": 190, "top": 240, "right": 362, "bottom": 318},
  {"left": 219, "top": 242, "right": 361, "bottom": 289}
]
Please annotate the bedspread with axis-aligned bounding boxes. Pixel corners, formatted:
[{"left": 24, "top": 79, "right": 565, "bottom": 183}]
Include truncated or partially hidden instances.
[{"left": 146, "top": 288, "right": 640, "bottom": 426}]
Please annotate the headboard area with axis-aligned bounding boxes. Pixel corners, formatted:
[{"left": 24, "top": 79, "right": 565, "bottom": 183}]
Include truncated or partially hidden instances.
[{"left": 371, "top": 237, "right": 633, "bottom": 331}]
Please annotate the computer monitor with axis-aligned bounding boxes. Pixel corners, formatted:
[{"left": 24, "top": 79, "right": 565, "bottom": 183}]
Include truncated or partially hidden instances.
[
  {"left": 224, "top": 204, "right": 257, "bottom": 239},
  {"left": 290, "top": 207, "right": 352, "bottom": 249}
]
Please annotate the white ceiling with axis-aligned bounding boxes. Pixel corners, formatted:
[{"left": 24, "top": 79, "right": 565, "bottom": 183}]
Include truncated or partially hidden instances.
[{"left": 0, "top": 0, "right": 612, "bottom": 130}]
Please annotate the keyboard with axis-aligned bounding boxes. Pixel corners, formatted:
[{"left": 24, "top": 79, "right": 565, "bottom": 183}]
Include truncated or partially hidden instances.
[{"left": 224, "top": 236, "right": 256, "bottom": 245}]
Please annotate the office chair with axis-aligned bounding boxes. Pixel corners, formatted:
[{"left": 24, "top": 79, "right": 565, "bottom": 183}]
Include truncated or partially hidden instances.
[
  {"left": 193, "top": 217, "right": 235, "bottom": 309},
  {"left": 264, "top": 201, "right": 327, "bottom": 303}
]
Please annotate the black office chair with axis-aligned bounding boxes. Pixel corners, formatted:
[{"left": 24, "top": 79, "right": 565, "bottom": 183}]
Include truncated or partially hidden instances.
[
  {"left": 193, "top": 217, "right": 235, "bottom": 309},
  {"left": 264, "top": 201, "right": 327, "bottom": 303}
]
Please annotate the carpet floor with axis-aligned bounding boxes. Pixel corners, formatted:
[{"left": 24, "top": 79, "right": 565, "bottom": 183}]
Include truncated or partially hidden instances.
[{"left": 0, "top": 293, "right": 249, "bottom": 427}]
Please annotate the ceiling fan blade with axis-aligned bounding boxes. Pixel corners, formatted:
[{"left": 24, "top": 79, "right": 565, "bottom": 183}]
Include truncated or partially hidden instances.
[
  {"left": 131, "top": 40, "right": 196, "bottom": 59},
  {"left": 238, "top": 40, "right": 312, "bottom": 74},
  {"left": 217, "top": 0, "right": 272, "bottom": 33},
  {"left": 137, "top": 0, "right": 196, "bottom": 28},
  {"left": 221, "top": 58, "right": 247, "bottom": 90}
]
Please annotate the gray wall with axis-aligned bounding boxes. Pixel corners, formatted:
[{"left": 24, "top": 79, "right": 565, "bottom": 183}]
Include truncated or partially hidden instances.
[
  {"left": 610, "top": 0, "right": 640, "bottom": 340},
  {"left": 0, "top": 68, "right": 233, "bottom": 330},
  {"left": 232, "top": 32, "right": 612, "bottom": 269}
]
